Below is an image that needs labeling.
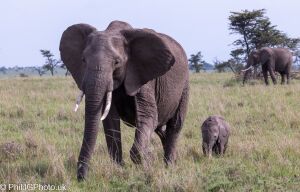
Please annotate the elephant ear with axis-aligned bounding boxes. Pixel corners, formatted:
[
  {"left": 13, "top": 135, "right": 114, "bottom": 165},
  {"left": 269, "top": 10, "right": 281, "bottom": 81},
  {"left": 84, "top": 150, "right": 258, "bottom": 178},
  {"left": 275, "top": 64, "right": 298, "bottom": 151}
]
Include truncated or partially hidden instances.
[
  {"left": 219, "top": 120, "right": 230, "bottom": 138},
  {"left": 59, "top": 24, "right": 97, "bottom": 90},
  {"left": 122, "top": 29, "right": 175, "bottom": 96}
]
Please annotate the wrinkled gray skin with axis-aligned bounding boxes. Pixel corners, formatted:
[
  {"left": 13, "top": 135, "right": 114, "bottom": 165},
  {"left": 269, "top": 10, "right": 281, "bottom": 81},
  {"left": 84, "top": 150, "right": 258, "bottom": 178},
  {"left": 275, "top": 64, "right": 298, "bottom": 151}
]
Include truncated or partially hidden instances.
[
  {"left": 59, "top": 21, "right": 189, "bottom": 181},
  {"left": 243, "top": 47, "right": 293, "bottom": 85},
  {"left": 201, "top": 116, "right": 230, "bottom": 158}
]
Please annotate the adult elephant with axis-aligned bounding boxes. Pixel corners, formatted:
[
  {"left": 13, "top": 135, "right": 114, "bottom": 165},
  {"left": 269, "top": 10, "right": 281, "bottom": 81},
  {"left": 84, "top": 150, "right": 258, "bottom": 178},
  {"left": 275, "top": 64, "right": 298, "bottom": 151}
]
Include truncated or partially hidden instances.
[
  {"left": 59, "top": 21, "right": 189, "bottom": 181},
  {"left": 242, "top": 47, "right": 293, "bottom": 85}
]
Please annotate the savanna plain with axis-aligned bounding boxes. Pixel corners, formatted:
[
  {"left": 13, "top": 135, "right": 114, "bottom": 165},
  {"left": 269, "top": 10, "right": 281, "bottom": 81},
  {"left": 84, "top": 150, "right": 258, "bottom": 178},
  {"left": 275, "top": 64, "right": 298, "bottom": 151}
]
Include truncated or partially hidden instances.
[{"left": 0, "top": 73, "right": 299, "bottom": 191}]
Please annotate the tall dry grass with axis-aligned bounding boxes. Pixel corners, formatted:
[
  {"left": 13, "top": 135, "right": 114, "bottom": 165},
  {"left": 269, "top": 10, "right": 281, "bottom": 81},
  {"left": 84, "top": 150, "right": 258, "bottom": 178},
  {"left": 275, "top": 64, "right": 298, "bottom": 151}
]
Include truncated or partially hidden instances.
[{"left": 0, "top": 74, "right": 299, "bottom": 191}]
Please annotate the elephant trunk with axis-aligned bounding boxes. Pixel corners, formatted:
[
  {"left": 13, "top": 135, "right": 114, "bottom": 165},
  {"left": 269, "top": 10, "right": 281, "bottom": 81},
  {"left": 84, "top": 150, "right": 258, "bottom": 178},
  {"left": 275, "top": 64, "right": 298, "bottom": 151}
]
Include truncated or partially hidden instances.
[
  {"left": 77, "top": 70, "right": 113, "bottom": 181},
  {"left": 243, "top": 70, "right": 251, "bottom": 85},
  {"left": 208, "top": 139, "right": 216, "bottom": 159}
]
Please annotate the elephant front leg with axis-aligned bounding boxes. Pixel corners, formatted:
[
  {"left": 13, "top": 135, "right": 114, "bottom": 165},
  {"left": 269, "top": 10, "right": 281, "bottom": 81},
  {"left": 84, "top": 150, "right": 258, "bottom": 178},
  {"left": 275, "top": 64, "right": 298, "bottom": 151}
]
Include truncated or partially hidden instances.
[
  {"left": 262, "top": 70, "right": 269, "bottom": 85},
  {"left": 130, "top": 122, "right": 155, "bottom": 164},
  {"left": 268, "top": 68, "right": 277, "bottom": 85},
  {"left": 223, "top": 143, "right": 228, "bottom": 154},
  {"left": 130, "top": 86, "right": 157, "bottom": 164},
  {"left": 262, "top": 65, "right": 270, "bottom": 85},
  {"left": 102, "top": 102, "right": 123, "bottom": 165},
  {"left": 207, "top": 144, "right": 213, "bottom": 159},
  {"left": 202, "top": 142, "right": 208, "bottom": 156},
  {"left": 219, "top": 144, "right": 224, "bottom": 156}
]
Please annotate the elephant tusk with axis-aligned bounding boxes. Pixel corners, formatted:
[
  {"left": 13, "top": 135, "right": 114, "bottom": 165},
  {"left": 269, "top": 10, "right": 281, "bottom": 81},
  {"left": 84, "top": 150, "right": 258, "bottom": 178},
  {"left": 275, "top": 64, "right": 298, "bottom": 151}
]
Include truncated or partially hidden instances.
[
  {"left": 74, "top": 90, "right": 84, "bottom": 112},
  {"left": 100, "top": 91, "right": 112, "bottom": 121},
  {"left": 241, "top": 66, "right": 252, "bottom": 72}
]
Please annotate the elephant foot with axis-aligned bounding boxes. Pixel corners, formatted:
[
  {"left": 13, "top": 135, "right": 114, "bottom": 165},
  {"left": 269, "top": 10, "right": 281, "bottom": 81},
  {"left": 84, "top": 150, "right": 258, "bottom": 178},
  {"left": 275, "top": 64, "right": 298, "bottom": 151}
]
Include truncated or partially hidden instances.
[
  {"left": 146, "top": 151, "right": 155, "bottom": 163},
  {"left": 130, "top": 146, "right": 142, "bottom": 164},
  {"left": 77, "top": 162, "right": 88, "bottom": 181},
  {"left": 164, "top": 151, "right": 178, "bottom": 166},
  {"left": 130, "top": 145, "right": 154, "bottom": 165},
  {"left": 111, "top": 159, "right": 125, "bottom": 167}
]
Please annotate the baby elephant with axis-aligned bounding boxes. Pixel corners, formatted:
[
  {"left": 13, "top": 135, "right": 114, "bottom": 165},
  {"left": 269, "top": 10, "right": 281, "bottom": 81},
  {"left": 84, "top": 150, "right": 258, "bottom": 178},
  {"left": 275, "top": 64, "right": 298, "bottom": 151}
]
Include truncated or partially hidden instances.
[{"left": 201, "top": 116, "right": 230, "bottom": 158}]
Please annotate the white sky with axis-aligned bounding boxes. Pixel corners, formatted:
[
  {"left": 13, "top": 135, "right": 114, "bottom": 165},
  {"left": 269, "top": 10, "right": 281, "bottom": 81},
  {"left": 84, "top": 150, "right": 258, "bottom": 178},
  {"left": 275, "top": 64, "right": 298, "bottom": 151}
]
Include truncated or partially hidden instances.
[{"left": 0, "top": 0, "right": 299, "bottom": 67}]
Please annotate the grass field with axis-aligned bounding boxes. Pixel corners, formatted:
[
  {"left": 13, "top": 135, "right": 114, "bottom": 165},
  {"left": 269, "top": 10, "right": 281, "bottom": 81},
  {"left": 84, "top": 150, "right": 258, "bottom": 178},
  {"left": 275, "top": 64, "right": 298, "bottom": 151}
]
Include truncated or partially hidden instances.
[
  {"left": 0, "top": 68, "right": 67, "bottom": 78},
  {"left": 0, "top": 73, "right": 299, "bottom": 191}
]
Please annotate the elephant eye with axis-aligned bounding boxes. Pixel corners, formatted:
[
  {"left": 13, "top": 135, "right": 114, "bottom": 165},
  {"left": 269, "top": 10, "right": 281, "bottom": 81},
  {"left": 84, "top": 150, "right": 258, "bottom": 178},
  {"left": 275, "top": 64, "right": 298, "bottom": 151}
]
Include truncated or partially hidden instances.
[
  {"left": 82, "top": 57, "right": 86, "bottom": 63},
  {"left": 114, "top": 59, "right": 120, "bottom": 65}
]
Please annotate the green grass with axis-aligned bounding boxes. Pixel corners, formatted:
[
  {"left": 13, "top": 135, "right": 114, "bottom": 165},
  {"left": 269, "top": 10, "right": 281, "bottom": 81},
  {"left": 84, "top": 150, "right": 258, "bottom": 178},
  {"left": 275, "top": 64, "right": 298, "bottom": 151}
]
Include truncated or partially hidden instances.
[{"left": 0, "top": 73, "right": 299, "bottom": 191}]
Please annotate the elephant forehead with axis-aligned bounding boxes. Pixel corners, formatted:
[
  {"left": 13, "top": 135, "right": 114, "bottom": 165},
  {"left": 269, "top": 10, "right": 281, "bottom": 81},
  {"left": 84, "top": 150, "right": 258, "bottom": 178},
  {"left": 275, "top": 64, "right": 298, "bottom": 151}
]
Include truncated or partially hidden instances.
[
  {"left": 209, "top": 125, "right": 219, "bottom": 132},
  {"left": 203, "top": 120, "right": 218, "bottom": 130},
  {"left": 86, "top": 32, "right": 108, "bottom": 44},
  {"left": 87, "top": 33, "right": 125, "bottom": 52}
]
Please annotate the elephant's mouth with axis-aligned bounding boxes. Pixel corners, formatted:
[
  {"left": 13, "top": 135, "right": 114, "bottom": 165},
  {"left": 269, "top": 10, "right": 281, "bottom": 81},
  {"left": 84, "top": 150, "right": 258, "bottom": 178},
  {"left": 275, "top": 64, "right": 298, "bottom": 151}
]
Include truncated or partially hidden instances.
[{"left": 74, "top": 90, "right": 112, "bottom": 121}]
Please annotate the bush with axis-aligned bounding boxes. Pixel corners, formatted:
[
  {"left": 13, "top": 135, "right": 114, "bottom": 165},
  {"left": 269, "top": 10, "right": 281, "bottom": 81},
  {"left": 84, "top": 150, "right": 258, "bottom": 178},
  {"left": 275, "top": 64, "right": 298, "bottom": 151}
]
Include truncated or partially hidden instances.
[{"left": 19, "top": 73, "right": 28, "bottom": 77}]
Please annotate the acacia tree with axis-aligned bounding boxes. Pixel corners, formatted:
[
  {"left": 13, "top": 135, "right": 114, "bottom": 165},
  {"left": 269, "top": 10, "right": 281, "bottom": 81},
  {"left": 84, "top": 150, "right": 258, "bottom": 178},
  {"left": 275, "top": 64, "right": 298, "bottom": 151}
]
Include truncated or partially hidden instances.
[
  {"left": 40, "top": 49, "right": 61, "bottom": 76},
  {"left": 213, "top": 58, "right": 226, "bottom": 73},
  {"left": 60, "top": 62, "right": 70, "bottom": 76},
  {"left": 228, "top": 9, "right": 300, "bottom": 75},
  {"left": 33, "top": 66, "right": 46, "bottom": 76},
  {"left": 188, "top": 51, "right": 206, "bottom": 73},
  {"left": 214, "top": 49, "right": 244, "bottom": 74}
]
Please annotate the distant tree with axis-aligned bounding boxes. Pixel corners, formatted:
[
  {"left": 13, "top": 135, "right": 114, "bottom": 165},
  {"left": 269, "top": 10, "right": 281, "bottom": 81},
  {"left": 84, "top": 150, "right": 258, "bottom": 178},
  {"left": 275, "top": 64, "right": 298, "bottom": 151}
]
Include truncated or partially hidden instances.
[
  {"left": 213, "top": 58, "right": 226, "bottom": 73},
  {"left": 60, "top": 62, "right": 70, "bottom": 76},
  {"left": 214, "top": 59, "right": 242, "bottom": 74},
  {"left": 228, "top": 9, "right": 300, "bottom": 75},
  {"left": 213, "top": 50, "right": 245, "bottom": 74},
  {"left": 214, "top": 62, "right": 226, "bottom": 73},
  {"left": 33, "top": 66, "right": 46, "bottom": 76},
  {"left": 0, "top": 67, "right": 7, "bottom": 74},
  {"left": 13, "top": 66, "right": 20, "bottom": 72},
  {"left": 40, "top": 50, "right": 61, "bottom": 76},
  {"left": 188, "top": 51, "right": 206, "bottom": 73},
  {"left": 294, "top": 50, "right": 300, "bottom": 70}
]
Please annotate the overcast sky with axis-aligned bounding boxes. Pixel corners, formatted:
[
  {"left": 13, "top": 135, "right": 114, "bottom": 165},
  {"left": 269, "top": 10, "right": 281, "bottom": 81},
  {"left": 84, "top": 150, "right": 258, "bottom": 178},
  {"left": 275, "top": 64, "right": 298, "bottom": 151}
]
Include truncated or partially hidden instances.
[{"left": 0, "top": 0, "right": 299, "bottom": 67}]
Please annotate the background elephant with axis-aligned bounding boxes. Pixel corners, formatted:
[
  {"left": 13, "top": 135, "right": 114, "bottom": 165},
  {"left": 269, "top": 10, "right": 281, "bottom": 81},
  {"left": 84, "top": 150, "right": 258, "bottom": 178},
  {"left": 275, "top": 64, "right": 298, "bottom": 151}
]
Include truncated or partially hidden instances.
[
  {"left": 59, "top": 21, "right": 189, "bottom": 181},
  {"left": 201, "top": 116, "right": 230, "bottom": 158},
  {"left": 242, "top": 47, "right": 293, "bottom": 85}
]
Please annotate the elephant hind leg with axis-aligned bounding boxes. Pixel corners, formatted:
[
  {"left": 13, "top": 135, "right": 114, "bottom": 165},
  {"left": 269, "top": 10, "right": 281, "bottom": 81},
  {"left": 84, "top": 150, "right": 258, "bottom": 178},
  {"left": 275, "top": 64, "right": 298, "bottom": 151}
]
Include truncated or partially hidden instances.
[
  {"left": 286, "top": 72, "right": 290, "bottom": 84},
  {"left": 163, "top": 82, "right": 189, "bottom": 165},
  {"left": 286, "top": 56, "right": 292, "bottom": 84},
  {"left": 280, "top": 72, "right": 285, "bottom": 85}
]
